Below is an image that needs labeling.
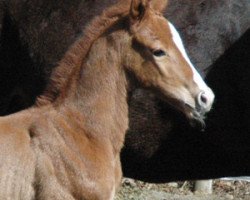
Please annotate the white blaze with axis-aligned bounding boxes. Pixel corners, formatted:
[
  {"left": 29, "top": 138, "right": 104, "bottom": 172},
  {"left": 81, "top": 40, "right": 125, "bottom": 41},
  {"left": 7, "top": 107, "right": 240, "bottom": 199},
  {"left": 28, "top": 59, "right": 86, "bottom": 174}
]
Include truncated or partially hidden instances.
[{"left": 168, "top": 22, "right": 214, "bottom": 111}]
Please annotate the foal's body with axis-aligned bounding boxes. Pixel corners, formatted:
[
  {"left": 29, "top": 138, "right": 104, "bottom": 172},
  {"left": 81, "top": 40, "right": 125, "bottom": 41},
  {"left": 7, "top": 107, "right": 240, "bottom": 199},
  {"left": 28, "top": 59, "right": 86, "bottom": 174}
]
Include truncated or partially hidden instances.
[
  {"left": 0, "top": 0, "right": 214, "bottom": 199},
  {"left": 0, "top": 34, "right": 129, "bottom": 199},
  {"left": 0, "top": 106, "right": 120, "bottom": 199}
]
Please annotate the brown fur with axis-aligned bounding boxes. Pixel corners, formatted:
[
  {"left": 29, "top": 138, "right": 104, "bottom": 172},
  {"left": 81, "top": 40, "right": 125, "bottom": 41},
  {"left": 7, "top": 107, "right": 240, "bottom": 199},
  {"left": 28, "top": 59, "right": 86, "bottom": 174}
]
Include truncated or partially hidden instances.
[
  {"left": 36, "top": 1, "right": 130, "bottom": 106},
  {"left": 0, "top": 0, "right": 248, "bottom": 183},
  {"left": 0, "top": 0, "right": 211, "bottom": 199}
]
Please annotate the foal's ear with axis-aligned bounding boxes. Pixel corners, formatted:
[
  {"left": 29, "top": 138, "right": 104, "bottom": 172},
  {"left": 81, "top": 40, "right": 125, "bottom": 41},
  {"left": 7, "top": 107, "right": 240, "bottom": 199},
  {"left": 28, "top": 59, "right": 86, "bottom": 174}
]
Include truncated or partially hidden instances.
[
  {"left": 150, "top": 0, "right": 168, "bottom": 13},
  {"left": 130, "top": 0, "right": 149, "bottom": 20}
]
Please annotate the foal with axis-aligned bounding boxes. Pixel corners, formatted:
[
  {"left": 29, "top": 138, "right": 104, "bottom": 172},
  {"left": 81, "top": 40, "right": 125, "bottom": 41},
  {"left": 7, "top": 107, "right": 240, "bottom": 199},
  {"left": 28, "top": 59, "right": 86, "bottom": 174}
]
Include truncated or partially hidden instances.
[{"left": 0, "top": 0, "right": 214, "bottom": 199}]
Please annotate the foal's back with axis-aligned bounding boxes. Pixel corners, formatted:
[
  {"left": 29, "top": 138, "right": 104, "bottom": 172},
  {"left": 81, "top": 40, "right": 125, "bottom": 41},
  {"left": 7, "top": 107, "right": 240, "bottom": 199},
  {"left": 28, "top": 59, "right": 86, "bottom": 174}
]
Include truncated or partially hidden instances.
[{"left": 0, "top": 107, "right": 117, "bottom": 200}]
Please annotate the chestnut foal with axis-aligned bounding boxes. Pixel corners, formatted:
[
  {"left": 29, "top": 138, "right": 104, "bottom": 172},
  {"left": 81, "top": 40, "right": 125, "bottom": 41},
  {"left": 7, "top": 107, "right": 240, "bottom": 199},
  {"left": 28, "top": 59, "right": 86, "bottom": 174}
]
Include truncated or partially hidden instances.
[{"left": 0, "top": 0, "right": 214, "bottom": 199}]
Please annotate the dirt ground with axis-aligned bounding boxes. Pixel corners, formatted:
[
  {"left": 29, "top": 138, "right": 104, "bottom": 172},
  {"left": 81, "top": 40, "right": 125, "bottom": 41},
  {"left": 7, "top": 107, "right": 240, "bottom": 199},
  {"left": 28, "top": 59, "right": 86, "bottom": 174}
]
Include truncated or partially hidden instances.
[{"left": 115, "top": 178, "right": 250, "bottom": 200}]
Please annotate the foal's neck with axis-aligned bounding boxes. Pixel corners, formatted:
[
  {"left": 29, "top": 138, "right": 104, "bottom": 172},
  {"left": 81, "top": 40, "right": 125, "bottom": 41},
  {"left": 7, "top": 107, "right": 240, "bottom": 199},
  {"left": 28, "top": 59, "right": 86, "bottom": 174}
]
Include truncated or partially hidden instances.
[{"left": 58, "top": 35, "right": 130, "bottom": 153}]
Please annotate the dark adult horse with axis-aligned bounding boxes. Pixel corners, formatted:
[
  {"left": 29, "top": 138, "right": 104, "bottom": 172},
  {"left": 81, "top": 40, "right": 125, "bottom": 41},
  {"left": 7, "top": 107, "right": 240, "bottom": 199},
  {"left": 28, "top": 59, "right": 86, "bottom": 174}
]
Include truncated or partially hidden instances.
[
  {"left": 124, "top": 29, "right": 250, "bottom": 182},
  {"left": 0, "top": 0, "right": 248, "bottom": 114},
  {"left": 0, "top": 0, "right": 249, "bottom": 182}
]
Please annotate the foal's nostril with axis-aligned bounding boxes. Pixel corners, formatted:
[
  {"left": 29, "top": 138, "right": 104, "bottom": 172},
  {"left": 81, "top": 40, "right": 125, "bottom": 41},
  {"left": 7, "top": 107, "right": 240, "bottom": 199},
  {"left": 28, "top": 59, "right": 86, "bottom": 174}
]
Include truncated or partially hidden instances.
[
  {"left": 200, "top": 93, "right": 207, "bottom": 104},
  {"left": 197, "top": 92, "right": 208, "bottom": 107}
]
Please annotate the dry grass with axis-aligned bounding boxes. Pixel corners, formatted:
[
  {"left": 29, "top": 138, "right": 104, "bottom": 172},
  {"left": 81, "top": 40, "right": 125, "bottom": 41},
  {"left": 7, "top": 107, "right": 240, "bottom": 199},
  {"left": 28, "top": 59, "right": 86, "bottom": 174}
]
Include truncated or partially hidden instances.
[{"left": 115, "top": 178, "right": 250, "bottom": 200}]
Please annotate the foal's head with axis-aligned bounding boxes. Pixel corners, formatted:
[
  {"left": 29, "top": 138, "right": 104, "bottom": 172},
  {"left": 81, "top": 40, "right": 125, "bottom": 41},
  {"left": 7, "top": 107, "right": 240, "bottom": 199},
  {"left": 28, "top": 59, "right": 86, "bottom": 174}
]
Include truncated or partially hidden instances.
[{"left": 121, "top": 0, "right": 214, "bottom": 126}]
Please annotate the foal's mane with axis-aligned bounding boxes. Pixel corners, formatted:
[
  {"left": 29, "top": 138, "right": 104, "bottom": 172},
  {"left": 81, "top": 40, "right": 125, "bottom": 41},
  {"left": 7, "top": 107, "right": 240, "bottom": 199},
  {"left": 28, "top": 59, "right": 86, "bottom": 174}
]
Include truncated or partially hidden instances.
[{"left": 36, "top": 1, "right": 130, "bottom": 106}]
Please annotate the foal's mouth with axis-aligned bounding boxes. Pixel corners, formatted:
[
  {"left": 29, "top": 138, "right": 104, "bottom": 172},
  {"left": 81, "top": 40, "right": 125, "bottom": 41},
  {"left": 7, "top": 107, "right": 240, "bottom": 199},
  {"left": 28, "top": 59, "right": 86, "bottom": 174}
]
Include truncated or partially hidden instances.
[{"left": 185, "top": 103, "right": 206, "bottom": 131}]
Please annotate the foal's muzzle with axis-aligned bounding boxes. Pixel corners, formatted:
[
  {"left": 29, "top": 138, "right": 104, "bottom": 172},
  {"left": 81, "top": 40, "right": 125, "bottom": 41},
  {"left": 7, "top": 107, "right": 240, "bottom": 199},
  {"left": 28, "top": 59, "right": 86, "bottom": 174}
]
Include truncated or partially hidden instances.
[
  {"left": 196, "top": 91, "right": 214, "bottom": 113},
  {"left": 195, "top": 92, "right": 208, "bottom": 119},
  {"left": 186, "top": 90, "right": 215, "bottom": 130},
  {"left": 185, "top": 103, "right": 206, "bottom": 131}
]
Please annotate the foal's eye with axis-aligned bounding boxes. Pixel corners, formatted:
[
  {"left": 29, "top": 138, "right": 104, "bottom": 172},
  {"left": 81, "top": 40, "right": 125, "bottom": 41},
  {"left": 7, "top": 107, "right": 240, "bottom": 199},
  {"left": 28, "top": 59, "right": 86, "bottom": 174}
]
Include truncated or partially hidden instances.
[{"left": 152, "top": 49, "right": 166, "bottom": 57}]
